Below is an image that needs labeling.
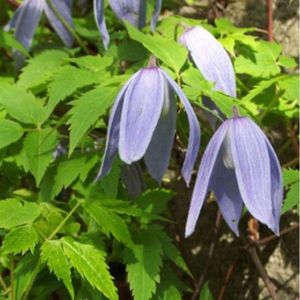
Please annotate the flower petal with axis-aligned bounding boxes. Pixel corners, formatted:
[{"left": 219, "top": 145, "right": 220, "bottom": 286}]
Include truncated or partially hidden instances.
[
  {"left": 94, "top": 0, "right": 110, "bottom": 49},
  {"left": 230, "top": 117, "right": 275, "bottom": 232},
  {"left": 185, "top": 120, "right": 230, "bottom": 237},
  {"left": 109, "top": 0, "right": 141, "bottom": 27},
  {"left": 4, "top": 4, "right": 23, "bottom": 31},
  {"left": 208, "top": 143, "right": 243, "bottom": 235},
  {"left": 144, "top": 84, "right": 176, "bottom": 183},
  {"left": 161, "top": 70, "right": 200, "bottom": 186},
  {"left": 119, "top": 68, "right": 165, "bottom": 163},
  {"left": 150, "top": 0, "right": 162, "bottom": 31},
  {"left": 95, "top": 75, "right": 137, "bottom": 180},
  {"left": 13, "top": 0, "right": 44, "bottom": 49},
  {"left": 44, "top": 0, "right": 74, "bottom": 47},
  {"left": 180, "top": 26, "right": 236, "bottom": 97}
]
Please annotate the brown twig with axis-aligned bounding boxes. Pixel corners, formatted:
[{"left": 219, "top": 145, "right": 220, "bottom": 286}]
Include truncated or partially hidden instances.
[
  {"left": 256, "top": 223, "right": 299, "bottom": 245},
  {"left": 217, "top": 257, "right": 239, "bottom": 300},
  {"left": 190, "top": 210, "right": 222, "bottom": 300},
  {"left": 247, "top": 245, "right": 279, "bottom": 300},
  {"left": 267, "top": 0, "right": 273, "bottom": 41}
]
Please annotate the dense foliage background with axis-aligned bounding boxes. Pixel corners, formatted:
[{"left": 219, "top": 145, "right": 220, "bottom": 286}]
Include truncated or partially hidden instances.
[{"left": 0, "top": 0, "right": 298, "bottom": 299}]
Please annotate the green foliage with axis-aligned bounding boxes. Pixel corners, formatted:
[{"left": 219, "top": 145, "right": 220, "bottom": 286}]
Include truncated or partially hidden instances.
[
  {"left": 282, "top": 168, "right": 299, "bottom": 214},
  {"left": 0, "top": 119, "right": 24, "bottom": 149}
]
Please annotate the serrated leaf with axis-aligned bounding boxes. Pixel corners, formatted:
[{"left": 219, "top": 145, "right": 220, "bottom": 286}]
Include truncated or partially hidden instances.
[
  {"left": 199, "top": 283, "right": 214, "bottom": 300},
  {"left": 22, "top": 128, "right": 58, "bottom": 185},
  {"left": 0, "top": 119, "right": 24, "bottom": 149},
  {"left": 0, "top": 84, "right": 47, "bottom": 125},
  {"left": 0, "top": 199, "right": 40, "bottom": 229},
  {"left": 68, "top": 86, "right": 117, "bottom": 155},
  {"left": 281, "top": 182, "right": 299, "bottom": 214},
  {"left": 283, "top": 168, "right": 299, "bottom": 186},
  {"left": 62, "top": 237, "right": 118, "bottom": 300},
  {"left": 68, "top": 55, "right": 113, "bottom": 72},
  {"left": 277, "top": 55, "right": 297, "bottom": 69},
  {"left": 17, "top": 50, "right": 69, "bottom": 89},
  {"left": 41, "top": 240, "right": 74, "bottom": 299},
  {"left": 0, "top": 225, "right": 38, "bottom": 255},
  {"left": 47, "top": 66, "right": 98, "bottom": 113},
  {"left": 84, "top": 199, "right": 133, "bottom": 246},
  {"left": 14, "top": 252, "right": 40, "bottom": 300},
  {"left": 125, "top": 228, "right": 163, "bottom": 300},
  {"left": 125, "top": 22, "right": 187, "bottom": 72},
  {"left": 278, "top": 75, "right": 299, "bottom": 101}
]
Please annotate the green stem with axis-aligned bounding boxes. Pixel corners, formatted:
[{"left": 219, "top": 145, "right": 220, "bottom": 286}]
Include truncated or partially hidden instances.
[
  {"left": 10, "top": 258, "right": 15, "bottom": 300},
  {"left": 45, "top": 0, "right": 89, "bottom": 54},
  {"left": 47, "top": 200, "right": 82, "bottom": 240},
  {"left": 22, "top": 260, "right": 41, "bottom": 300}
]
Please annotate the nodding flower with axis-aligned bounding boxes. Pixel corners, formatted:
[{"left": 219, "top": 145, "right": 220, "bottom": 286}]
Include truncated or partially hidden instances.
[
  {"left": 95, "top": 56, "right": 200, "bottom": 186},
  {"left": 180, "top": 25, "right": 236, "bottom": 127},
  {"left": 94, "top": 0, "right": 162, "bottom": 49},
  {"left": 185, "top": 108, "right": 283, "bottom": 237},
  {"left": 5, "top": 0, "right": 74, "bottom": 66}
]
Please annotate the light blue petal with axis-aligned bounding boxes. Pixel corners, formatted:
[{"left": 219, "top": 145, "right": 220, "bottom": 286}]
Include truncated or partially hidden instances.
[
  {"left": 144, "top": 83, "right": 176, "bottom": 183},
  {"left": 161, "top": 70, "right": 200, "bottom": 186},
  {"left": 150, "top": 0, "right": 162, "bottom": 31},
  {"left": 95, "top": 75, "right": 138, "bottom": 180},
  {"left": 180, "top": 25, "right": 236, "bottom": 97},
  {"left": 231, "top": 117, "right": 276, "bottom": 233},
  {"left": 13, "top": 0, "right": 44, "bottom": 49},
  {"left": 119, "top": 68, "right": 165, "bottom": 163},
  {"left": 4, "top": 4, "right": 23, "bottom": 31},
  {"left": 94, "top": 0, "right": 110, "bottom": 49},
  {"left": 185, "top": 120, "right": 230, "bottom": 237},
  {"left": 44, "top": 0, "right": 74, "bottom": 47}
]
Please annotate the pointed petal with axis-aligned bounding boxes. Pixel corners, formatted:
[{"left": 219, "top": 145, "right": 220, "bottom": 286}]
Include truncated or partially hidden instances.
[
  {"left": 121, "top": 163, "right": 146, "bottom": 198},
  {"left": 208, "top": 144, "right": 243, "bottom": 235},
  {"left": 109, "top": 0, "right": 140, "bottom": 27},
  {"left": 138, "top": 0, "right": 147, "bottom": 29},
  {"left": 4, "top": 4, "right": 23, "bottom": 31},
  {"left": 161, "top": 70, "right": 200, "bottom": 186},
  {"left": 180, "top": 26, "right": 236, "bottom": 97},
  {"left": 44, "top": 0, "right": 74, "bottom": 47},
  {"left": 13, "top": 0, "right": 44, "bottom": 49},
  {"left": 150, "top": 0, "right": 162, "bottom": 31},
  {"left": 119, "top": 68, "right": 165, "bottom": 163},
  {"left": 231, "top": 117, "right": 276, "bottom": 233},
  {"left": 94, "top": 0, "right": 110, "bottom": 49},
  {"left": 185, "top": 120, "right": 230, "bottom": 237},
  {"left": 95, "top": 75, "right": 138, "bottom": 180},
  {"left": 144, "top": 84, "right": 176, "bottom": 183}
]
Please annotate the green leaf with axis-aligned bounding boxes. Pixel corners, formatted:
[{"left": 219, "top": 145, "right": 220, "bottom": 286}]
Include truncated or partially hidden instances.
[
  {"left": 283, "top": 168, "right": 299, "bottom": 186},
  {"left": 0, "top": 199, "right": 40, "bottom": 229},
  {"left": 125, "top": 228, "right": 163, "bottom": 300},
  {"left": 0, "top": 119, "right": 24, "bottom": 149},
  {"left": 22, "top": 128, "right": 58, "bottom": 185},
  {"left": 62, "top": 237, "right": 118, "bottom": 300},
  {"left": 47, "top": 66, "right": 98, "bottom": 113},
  {"left": 41, "top": 240, "right": 74, "bottom": 299},
  {"left": 199, "top": 282, "right": 214, "bottom": 300},
  {"left": 0, "top": 84, "right": 47, "bottom": 125},
  {"left": 68, "top": 55, "right": 113, "bottom": 72},
  {"left": 14, "top": 252, "right": 40, "bottom": 300},
  {"left": 282, "top": 168, "right": 299, "bottom": 214},
  {"left": 84, "top": 199, "right": 133, "bottom": 246},
  {"left": 125, "top": 22, "right": 187, "bottom": 72},
  {"left": 277, "top": 55, "right": 297, "bottom": 69},
  {"left": 278, "top": 75, "right": 299, "bottom": 101},
  {"left": 68, "top": 86, "right": 117, "bottom": 155},
  {"left": 17, "top": 50, "right": 69, "bottom": 89},
  {"left": 0, "top": 225, "right": 38, "bottom": 255}
]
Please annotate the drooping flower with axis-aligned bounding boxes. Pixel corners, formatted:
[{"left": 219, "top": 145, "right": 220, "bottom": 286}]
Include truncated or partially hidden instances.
[
  {"left": 95, "top": 57, "right": 200, "bottom": 186},
  {"left": 5, "top": 0, "right": 74, "bottom": 66},
  {"left": 180, "top": 25, "right": 236, "bottom": 126},
  {"left": 185, "top": 108, "right": 283, "bottom": 237},
  {"left": 94, "top": 0, "right": 162, "bottom": 49}
]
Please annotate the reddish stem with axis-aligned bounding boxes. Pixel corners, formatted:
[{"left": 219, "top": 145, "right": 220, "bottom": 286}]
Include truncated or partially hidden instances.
[{"left": 267, "top": 0, "right": 273, "bottom": 41}]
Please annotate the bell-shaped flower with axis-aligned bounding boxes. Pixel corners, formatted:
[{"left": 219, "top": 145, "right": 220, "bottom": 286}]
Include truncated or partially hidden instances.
[
  {"left": 179, "top": 25, "right": 236, "bottom": 125},
  {"left": 95, "top": 57, "right": 200, "bottom": 186},
  {"left": 5, "top": 0, "right": 74, "bottom": 54},
  {"left": 185, "top": 109, "right": 283, "bottom": 237},
  {"left": 94, "top": 0, "right": 162, "bottom": 49}
]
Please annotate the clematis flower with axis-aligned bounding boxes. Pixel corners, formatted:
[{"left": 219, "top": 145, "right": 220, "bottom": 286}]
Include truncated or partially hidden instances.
[
  {"left": 94, "top": 0, "right": 162, "bottom": 49},
  {"left": 95, "top": 57, "right": 200, "bottom": 186},
  {"left": 185, "top": 108, "right": 283, "bottom": 237},
  {"left": 5, "top": 0, "right": 74, "bottom": 63},
  {"left": 180, "top": 25, "right": 236, "bottom": 126}
]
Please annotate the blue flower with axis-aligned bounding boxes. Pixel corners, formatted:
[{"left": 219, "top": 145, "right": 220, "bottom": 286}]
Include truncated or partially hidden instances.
[
  {"left": 185, "top": 110, "right": 283, "bottom": 237},
  {"left": 94, "top": 0, "right": 162, "bottom": 49},
  {"left": 180, "top": 25, "right": 236, "bottom": 127},
  {"left": 5, "top": 0, "right": 74, "bottom": 50},
  {"left": 96, "top": 57, "right": 200, "bottom": 186}
]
